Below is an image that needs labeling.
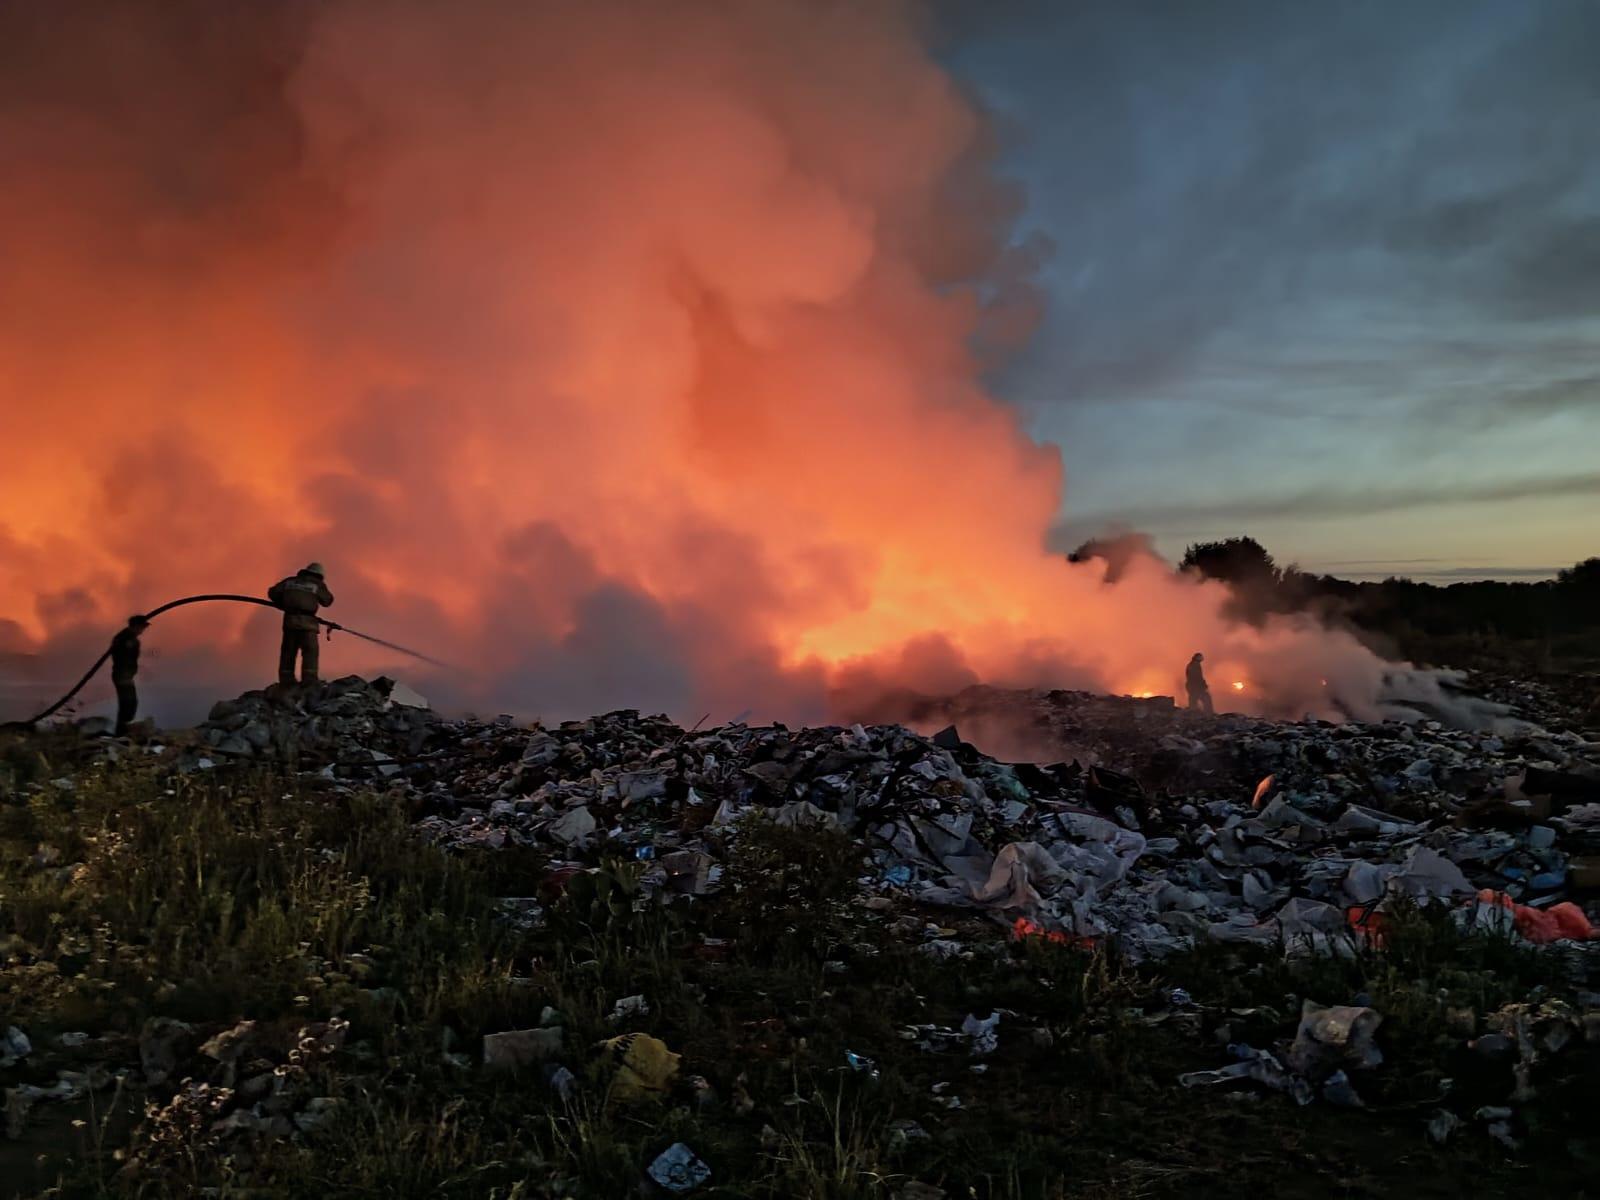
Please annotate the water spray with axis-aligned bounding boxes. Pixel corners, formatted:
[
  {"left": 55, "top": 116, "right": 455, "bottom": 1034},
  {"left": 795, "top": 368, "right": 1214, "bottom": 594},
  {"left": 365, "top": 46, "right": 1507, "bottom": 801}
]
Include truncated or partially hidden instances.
[{"left": 6, "top": 593, "right": 452, "bottom": 729}]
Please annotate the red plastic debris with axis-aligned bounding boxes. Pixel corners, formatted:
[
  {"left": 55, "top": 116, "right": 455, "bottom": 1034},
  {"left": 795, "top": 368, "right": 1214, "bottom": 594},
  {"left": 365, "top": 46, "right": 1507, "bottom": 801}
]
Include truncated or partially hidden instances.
[
  {"left": 1011, "top": 916, "right": 1097, "bottom": 951},
  {"left": 1345, "top": 905, "right": 1389, "bottom": 948},
  {"left": 1475, "top": 889, "right": 1597, "bottom": 944}
]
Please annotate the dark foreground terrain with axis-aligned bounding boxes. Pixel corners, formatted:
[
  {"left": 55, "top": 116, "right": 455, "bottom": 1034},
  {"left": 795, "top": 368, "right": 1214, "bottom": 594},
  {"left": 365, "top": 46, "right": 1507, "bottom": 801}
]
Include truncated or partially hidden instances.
[{"left": 2, "top": 675, "right": 1598, "bottom": 1198}]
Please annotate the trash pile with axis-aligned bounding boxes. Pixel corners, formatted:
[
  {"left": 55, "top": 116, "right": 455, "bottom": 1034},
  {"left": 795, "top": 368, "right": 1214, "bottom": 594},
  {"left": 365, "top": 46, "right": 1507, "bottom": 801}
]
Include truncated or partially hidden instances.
[
  {"left": 183, "top": 675, "right": 435, "bottom": 773},
  {"left": 10, "top": 671, "right": 1600, "bottom": 1182},
  {"left": 156, "top": 675, "right": 1600, "bottom": 968}
]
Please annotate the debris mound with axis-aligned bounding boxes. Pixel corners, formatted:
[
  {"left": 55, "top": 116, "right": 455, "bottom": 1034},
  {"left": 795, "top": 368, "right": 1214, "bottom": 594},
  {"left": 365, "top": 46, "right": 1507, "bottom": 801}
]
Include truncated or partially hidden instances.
[
  {"left": 191, "top": 675, "right": 440, "bottom": 769},
  {"left": 166, "top": 674, "right": 1600, "bottom": 964}
]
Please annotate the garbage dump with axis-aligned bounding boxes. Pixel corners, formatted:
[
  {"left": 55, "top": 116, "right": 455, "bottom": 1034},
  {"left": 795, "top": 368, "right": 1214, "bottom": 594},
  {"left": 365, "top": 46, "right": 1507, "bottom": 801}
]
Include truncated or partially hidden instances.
[
  {"left": 159, "top": 674, "right": 1600, "bottom": 969},
  {"left": 9, "top": 670, "right": 1600, "bottom": 1175}
]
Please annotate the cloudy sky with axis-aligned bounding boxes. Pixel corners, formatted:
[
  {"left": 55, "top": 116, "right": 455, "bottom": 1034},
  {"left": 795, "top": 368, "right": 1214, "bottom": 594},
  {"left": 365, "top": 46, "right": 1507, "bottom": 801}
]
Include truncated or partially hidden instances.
[{"left": 953, "top": 0, "right": 1600, "bottom": 581}]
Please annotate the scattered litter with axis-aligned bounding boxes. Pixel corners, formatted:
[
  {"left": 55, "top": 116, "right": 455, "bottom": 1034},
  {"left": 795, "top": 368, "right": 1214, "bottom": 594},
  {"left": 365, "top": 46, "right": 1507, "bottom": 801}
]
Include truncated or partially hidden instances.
[
  {"left": 1179, "top": 1045, "right": 1313, "bottom": 1106},
  {"left": 603, "top": 1033, "right": 680, "bottom": 1103},
  {"left": 1, "top": 1027, "right": 31, "bottom": 1068},
  {"left": 546, "top": 1065, "right": 579, "bottom": 1103},
  {"left": 1286, "top": 1001, "right": 1384, "bottom": 1077},
  {"left": 962, "top": 1011, "right": 1001, "bottom": 1058},
  {"left": 482, "top": 1027, "right": 563, "bottom": 1071},
  {"left": 844, "top": 1050, "right": 879, "bottom": 1078},
  {"left": 1468, "top": 890, "right": 1596, "bottom": 944},
  {"left": 1427, "top": 1109, "right": 1463, "bottom": 1144},
  {"left": 610, "top": 994, "right": 650, "bottom": 1023},
  {"left": 386, "top": 681, "right": 430, "bottom": 709},
  {"left": 647, "top": 1142, "right": 711, "bottom": 1193},
  {"left": 1321, "top": 1070, "right": 1363, "bottom": 1108},
  {"left": 548, "top": 806, "right": 597, "bottom": 846}
]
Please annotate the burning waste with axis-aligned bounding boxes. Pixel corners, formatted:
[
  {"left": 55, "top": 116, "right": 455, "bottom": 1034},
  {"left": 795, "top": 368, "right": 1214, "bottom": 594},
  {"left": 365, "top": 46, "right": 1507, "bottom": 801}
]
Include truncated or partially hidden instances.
[
  {"left": 4, "top": 2, "right": 1599, "bottom": 1190},
  {"left": 145, "top": 674, "right": 1600, "bottom": 970},
  {"left": 0, "top": 0, "right": 1459, "bottom": 733}
]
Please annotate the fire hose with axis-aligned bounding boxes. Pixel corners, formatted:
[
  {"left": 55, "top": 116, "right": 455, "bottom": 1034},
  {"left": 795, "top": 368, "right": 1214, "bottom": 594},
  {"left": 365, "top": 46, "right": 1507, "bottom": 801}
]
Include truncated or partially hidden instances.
[{"left": 6, "top": 593, "right": 452, "bottom": 730}]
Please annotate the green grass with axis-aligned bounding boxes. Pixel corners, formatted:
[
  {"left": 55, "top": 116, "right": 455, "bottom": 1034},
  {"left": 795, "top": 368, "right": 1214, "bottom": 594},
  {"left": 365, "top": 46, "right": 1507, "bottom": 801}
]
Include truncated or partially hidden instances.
[{"left": 1, "top": 739, "right": 1596, "bottom": 1198}]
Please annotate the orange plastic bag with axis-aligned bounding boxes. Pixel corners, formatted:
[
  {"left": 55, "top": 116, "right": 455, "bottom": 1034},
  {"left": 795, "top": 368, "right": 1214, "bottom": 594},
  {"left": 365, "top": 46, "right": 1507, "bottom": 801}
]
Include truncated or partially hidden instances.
[
  {"left": 1475, "top": 889, "right": 1596, "bottom": 944},
  {"left": 1345, "top": 905, "right": 1390, "bottom": 948}
]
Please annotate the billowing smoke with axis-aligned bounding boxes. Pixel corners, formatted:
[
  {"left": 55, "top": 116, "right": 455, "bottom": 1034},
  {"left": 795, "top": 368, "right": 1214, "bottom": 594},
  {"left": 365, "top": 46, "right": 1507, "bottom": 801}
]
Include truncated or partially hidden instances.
[
  {"left": 2, "top": 0, "right": 1404, "bottom": 728},
  {"left": 1066, "top": 529, "right": 1159, "bottom": 584}
]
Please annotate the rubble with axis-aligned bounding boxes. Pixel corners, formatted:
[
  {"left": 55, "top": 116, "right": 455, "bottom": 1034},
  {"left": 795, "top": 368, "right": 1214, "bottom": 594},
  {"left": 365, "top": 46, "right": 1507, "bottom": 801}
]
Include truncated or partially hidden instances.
[
  {"left": 73, "top": 673, "right": 1593, "bottom": 968},
  {"left": 11, "top": 669, "right": 1599, "bottom": 1171}
]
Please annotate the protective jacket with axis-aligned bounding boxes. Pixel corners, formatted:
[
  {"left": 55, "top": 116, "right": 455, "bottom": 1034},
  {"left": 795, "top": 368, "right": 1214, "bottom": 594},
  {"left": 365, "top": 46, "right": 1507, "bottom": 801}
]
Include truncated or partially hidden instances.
[
  {"left": 269, "top": 573, "right": 335, "bottom": 631},
  {"left": 1185, "top": 660, "right": 1209, "bottom": 695}
]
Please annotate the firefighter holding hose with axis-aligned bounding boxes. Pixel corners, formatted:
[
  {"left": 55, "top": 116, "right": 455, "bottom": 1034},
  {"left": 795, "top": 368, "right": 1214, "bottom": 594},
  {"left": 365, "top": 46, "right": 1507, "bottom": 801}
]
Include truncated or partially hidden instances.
[{"left": 269, "top": 562, "right": 334, "bottom": 688}]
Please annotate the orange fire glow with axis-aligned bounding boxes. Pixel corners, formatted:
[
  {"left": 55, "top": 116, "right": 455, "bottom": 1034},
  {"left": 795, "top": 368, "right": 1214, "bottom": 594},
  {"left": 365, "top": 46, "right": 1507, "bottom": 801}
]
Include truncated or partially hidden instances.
[
  {"left": 0, "top": 0, "right": 1401, "bottom": 727},
  {"left": 1011, "top": 917, "right": 1096, "bottom": 950},
  {"left": 1251, "top": 774, "right": 1275, "bottom": 809}
]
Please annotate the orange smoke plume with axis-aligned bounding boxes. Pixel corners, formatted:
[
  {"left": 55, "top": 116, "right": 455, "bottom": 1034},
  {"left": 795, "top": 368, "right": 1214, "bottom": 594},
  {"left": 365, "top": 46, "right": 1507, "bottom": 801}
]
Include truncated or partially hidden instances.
[{"left": 0, "top": 0, "right": 1396, "bottom": 726}]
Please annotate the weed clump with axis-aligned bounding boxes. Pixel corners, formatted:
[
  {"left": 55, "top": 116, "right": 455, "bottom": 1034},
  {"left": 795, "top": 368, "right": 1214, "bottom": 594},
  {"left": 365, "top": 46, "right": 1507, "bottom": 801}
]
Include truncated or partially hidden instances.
[{"left": 716, "top": 815, "right": 863, "bottom": 957}]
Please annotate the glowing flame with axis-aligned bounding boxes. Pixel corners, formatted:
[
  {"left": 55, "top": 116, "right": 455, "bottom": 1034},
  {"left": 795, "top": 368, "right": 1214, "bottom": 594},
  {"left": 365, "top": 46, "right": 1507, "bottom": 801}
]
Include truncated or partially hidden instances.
[
  {"left": 1232, "top": 681, "right": 1246, "bottom": 692},
  {"left": 1012, "top": 916, "right": 1096, "bottom": 950},
  {"left": 1251, "top": 773, "right": 1275, "bottom": 809}
]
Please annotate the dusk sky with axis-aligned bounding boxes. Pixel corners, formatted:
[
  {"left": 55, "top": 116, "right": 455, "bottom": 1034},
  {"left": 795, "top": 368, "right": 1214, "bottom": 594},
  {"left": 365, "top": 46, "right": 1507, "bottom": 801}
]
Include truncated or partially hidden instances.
[{"left": 954, "top": 0, "right": 1599, "bottom": 581}]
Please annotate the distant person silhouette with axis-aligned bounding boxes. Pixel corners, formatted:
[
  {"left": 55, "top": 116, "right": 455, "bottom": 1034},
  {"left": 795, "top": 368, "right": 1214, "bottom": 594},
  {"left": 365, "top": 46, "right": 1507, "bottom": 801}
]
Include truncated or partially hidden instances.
[
  {"left": 1186, "top": 652, "right": 1214, "bottom": 714},
  {"left": 269, "top": 563, "right": 334, "bottom": 687},
  {"left": 109, "top": 615, "right": 150, "bottom": 735}
]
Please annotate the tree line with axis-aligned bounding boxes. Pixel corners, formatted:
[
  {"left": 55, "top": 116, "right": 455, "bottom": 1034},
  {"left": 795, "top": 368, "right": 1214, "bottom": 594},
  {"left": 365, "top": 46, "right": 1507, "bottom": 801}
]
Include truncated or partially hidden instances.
[{"left": 1074, "top": 535, "right": 1600, "bottom": 668}]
